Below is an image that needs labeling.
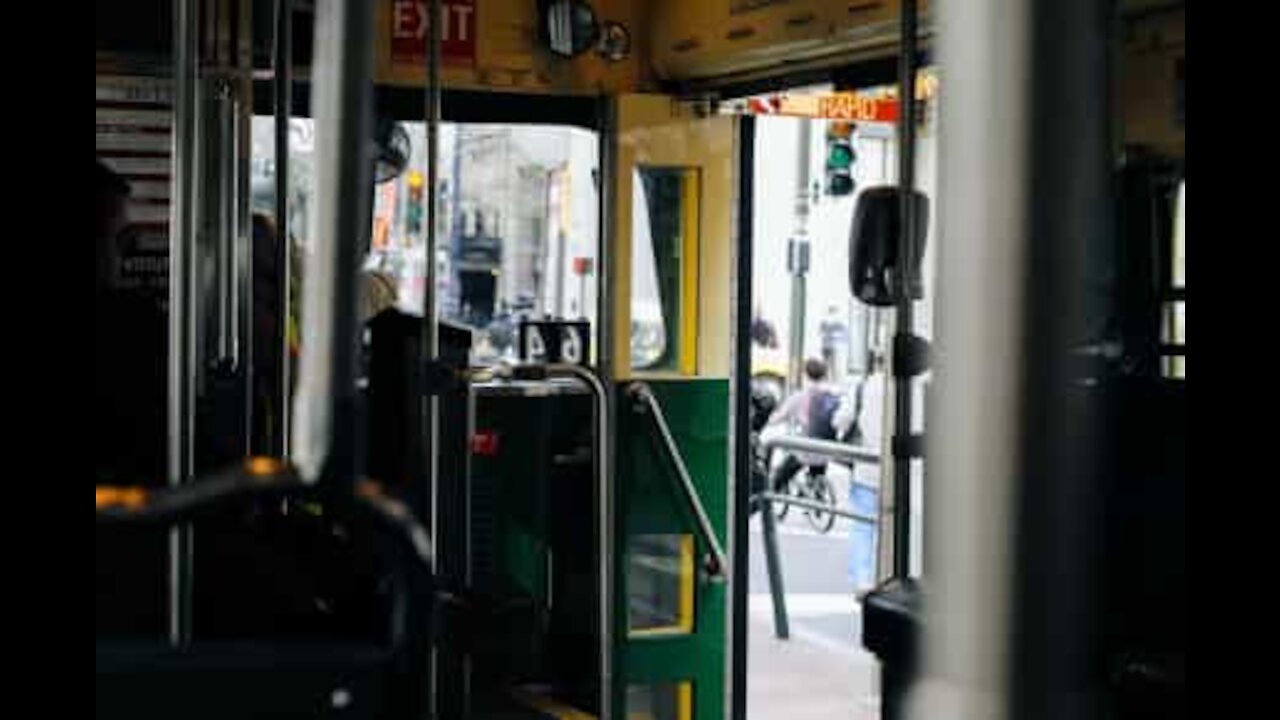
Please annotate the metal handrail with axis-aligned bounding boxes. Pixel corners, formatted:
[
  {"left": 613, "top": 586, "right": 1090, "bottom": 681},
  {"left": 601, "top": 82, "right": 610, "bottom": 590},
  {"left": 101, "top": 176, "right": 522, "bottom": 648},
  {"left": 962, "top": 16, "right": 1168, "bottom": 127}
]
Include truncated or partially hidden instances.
[
  {"left": 626, "top": 382, "right": 729, "bottom": 581},
  {"left": 487, "top": 361, "right": 613, "bottom": 707},
  {"left": 760, "top": 434, "right": 881, "bottom": 466},
  {"left": 753, "top": 492, "right": 878, "bottom": 525}
]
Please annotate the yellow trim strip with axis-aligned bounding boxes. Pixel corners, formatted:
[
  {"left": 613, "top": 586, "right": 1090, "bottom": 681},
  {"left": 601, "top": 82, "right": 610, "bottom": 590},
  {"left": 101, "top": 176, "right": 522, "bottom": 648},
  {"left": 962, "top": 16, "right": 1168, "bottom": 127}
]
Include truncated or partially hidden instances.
[
  {"left": 510, "top": 687, "right": 598, "bottom": 720},
  {"left": 678, "top": 169, "right": 700, "bottom": 376},
  {"left": 677, "top": 682, "right": 693, "bottom": 720},
  {"left": 677, "top": 534, "right": 695, "bottom": 632}
]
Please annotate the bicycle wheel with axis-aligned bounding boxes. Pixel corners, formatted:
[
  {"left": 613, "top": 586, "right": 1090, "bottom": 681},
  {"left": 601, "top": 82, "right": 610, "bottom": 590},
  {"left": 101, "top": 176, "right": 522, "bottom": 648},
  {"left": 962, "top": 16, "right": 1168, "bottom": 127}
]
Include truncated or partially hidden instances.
[{"left": 804, "top": 475, "right": 838, "bottom": 534}]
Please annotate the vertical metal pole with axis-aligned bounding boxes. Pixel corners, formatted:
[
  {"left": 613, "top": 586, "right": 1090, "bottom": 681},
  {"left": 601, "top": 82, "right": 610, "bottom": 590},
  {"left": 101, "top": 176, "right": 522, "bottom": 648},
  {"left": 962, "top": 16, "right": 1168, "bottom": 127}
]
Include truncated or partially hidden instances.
[
  {"left": 917, "top": 1, "right": 1113, "bottom": 717},
  {"left": 216, "top": 79, "right": 237, "bottom": 366},
  {"left": 451, "top": 125, "right": 464, "bottom": 315},
  {"left": 787, "top": 121, "right": 812, "bottom": 393},
  {"left": 291, "top": 0, "right": 375, "bottom": 483},
  {"left": 596, "top": 101, "right": 615, "bottom": 382},
  {"left": 167, "top": 0, "right": 199, "bottom": 648},
  {"left": 273, "top": 0, "right": 293, "bottom": 458},
  {"left": 913, "top": 0, "right": 1032, "bottom": 716},
  {"left": 761, "top": 500, "right": 790, "bottom": 640},
  {"left": 891, "top": 0, "right": 919, "bottom": 581},
  {"left": 422, "top": 1, "right": 445, "bottom": 716},
  {"left": 423, "top": 0, "right": 442, "bottom": 529},
  {"left": 423, "top": 0, "right": 442, "bottom": 350},
  {"left": 729, "top": 114, "right": 755, "bottom": 720},
  {"left": 596, "top": 99, "right": 617, "bottom": 720},
  {"left": 237, "top": 0, "right": 255, "bottom": 457}
]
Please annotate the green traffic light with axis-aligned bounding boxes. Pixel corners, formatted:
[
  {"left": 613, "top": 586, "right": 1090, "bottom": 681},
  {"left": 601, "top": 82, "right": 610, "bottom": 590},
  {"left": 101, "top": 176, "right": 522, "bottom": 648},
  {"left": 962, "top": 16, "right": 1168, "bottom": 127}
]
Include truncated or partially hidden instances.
[{"left": 826, "top": 141, "right": 855, "bottom": 169}]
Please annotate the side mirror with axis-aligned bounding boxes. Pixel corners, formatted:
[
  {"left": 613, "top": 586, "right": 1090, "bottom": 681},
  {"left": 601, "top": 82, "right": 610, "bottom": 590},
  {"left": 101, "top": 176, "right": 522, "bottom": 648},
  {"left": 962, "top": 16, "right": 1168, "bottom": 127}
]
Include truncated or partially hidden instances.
[
  {"left": 538, "top": 0, "right": 600, "bottom": 59},
  {"left": 849, "top": 187, "right": 930, "bottom": 307}
]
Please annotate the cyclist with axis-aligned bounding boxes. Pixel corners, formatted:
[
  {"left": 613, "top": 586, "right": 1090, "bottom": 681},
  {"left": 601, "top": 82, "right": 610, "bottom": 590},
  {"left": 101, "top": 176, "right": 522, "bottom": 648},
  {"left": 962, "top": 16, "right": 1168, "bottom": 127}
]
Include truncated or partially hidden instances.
[{"left": 764, "top": 358, "right": 840, "bottom": 527}]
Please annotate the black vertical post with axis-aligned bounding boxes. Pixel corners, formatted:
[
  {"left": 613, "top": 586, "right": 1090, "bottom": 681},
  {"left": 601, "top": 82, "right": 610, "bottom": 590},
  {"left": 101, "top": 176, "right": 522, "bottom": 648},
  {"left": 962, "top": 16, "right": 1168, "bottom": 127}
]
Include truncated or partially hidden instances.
[
  {"left": 891, "top": 0, "right": 919, "bottom": 581},
  {"left": 730, "top": 115, "right": 755, "bottom": 718},
  {"left": 272, "top": 0, "right": 292, "bottom": 459}
]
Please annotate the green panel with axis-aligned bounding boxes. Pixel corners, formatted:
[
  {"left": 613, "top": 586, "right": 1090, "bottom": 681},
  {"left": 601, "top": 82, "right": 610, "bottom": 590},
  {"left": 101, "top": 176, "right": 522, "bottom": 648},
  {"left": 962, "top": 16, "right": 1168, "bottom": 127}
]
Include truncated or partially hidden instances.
[
  {"left": 614, "top": 378, "right": 729, "bottom": 720},
  {"left": 472, "top": 395, "right": 554, "bottom": 600}
]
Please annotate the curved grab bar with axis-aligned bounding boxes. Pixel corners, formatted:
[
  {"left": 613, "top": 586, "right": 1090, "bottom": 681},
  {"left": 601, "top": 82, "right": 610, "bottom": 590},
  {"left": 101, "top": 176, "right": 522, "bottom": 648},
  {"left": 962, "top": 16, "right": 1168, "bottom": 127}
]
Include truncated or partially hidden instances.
[
  {"left": 626, "top": 381, "right": 729, "bottom": 581},
  {"left": 487, "top": 361, "right": 614, "bottom": 708}
]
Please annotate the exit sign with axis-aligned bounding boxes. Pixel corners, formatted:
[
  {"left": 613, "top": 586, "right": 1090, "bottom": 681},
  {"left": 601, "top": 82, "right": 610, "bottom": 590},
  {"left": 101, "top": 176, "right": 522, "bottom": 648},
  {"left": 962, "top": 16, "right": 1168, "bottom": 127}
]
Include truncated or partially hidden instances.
[{"left": 391, "top": 0, "right": 476, "bottom": 68}]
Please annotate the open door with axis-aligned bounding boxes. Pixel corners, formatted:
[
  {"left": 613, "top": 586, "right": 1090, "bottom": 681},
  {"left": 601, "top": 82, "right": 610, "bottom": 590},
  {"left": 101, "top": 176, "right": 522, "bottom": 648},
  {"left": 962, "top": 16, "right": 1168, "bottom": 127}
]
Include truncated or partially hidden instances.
[{"left": 608, "top": 94, "right": 737, "bottom": 720}]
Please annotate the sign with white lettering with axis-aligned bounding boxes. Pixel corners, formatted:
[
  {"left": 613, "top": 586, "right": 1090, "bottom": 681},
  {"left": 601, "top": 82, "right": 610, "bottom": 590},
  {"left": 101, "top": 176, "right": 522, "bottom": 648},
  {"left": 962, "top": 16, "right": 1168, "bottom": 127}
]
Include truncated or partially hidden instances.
[{"left": 391, "top": 0, "right": 477, "bottom": 68}]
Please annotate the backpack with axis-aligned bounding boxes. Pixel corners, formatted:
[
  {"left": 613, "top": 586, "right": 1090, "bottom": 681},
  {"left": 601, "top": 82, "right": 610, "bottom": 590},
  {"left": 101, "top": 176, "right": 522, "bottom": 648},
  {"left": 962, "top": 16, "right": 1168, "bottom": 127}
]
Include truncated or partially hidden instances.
[{"left": 807, "top": 389, "right": 840, "bottom": 441}]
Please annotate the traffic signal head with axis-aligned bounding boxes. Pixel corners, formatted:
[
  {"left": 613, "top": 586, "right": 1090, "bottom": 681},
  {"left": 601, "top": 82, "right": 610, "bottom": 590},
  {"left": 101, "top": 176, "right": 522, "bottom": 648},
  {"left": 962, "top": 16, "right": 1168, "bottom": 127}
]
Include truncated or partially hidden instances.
[{"left": 825, "top": 121, "right": 856, "bottom": 196}]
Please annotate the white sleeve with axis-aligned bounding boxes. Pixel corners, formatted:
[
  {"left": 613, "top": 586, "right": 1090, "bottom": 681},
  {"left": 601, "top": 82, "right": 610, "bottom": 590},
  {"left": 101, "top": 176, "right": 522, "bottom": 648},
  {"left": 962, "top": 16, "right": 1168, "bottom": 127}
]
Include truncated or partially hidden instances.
[{"left": 833, "top": 389, "right": 856, "bottom": 437}]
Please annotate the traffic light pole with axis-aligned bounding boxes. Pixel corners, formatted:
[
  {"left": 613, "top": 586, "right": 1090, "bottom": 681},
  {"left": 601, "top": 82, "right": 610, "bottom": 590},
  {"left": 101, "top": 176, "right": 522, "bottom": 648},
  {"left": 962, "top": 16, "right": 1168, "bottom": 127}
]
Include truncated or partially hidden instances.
[{"left": 787, "top": 121, "right": 813, "bottom": 393}]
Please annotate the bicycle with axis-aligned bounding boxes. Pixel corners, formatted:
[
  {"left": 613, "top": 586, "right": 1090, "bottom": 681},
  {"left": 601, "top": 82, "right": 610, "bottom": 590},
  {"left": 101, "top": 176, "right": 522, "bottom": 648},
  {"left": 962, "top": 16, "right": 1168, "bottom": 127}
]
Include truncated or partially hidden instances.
[{"left": 771, "top": 462, "right": 837, "bottom": 534}]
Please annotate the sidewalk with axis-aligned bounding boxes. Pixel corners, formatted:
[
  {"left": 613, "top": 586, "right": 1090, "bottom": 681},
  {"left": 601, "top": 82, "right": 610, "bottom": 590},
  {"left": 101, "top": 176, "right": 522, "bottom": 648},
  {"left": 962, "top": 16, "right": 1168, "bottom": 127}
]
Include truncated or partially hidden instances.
[
  {"left": 745, "top": 452, "right": 883, "bottom": 719},
  {"left": 746, "top": 611, "right": 880, "bottom": 720}
]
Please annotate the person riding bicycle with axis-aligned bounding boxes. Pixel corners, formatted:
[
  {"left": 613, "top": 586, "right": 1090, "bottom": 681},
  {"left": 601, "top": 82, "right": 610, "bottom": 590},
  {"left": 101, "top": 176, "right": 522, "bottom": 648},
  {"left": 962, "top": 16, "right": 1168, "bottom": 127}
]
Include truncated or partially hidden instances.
[{"left": 764, "top": 357, "right": 841, "bottom": 499}]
